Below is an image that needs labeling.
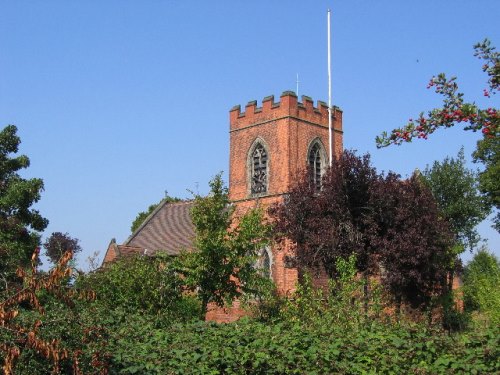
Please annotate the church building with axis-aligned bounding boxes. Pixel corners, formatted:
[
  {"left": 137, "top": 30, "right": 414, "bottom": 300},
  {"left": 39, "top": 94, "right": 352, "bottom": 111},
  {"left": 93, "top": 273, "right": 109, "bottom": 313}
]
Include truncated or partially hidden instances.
[{"left": 103, "top": 91, "right": 343, "bottom": 321}]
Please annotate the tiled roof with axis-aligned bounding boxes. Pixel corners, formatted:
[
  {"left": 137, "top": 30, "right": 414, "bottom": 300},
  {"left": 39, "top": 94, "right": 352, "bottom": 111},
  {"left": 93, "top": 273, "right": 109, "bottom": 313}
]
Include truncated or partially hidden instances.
[{"left": 124, "top": 200, "right": 195, "bottom": 256}]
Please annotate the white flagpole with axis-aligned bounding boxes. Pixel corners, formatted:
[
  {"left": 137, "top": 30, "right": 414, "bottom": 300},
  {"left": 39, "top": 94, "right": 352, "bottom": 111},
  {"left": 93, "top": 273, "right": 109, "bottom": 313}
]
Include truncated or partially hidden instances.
[{"left": 327, "top": 9, "right": 333, "bottom": 167}]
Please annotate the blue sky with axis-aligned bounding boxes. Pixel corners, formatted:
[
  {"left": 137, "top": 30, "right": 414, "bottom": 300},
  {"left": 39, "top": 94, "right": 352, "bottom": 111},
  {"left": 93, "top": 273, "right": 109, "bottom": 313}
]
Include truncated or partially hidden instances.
[{"left": 1, "top": 1, "right": 499, "bottom": 268}]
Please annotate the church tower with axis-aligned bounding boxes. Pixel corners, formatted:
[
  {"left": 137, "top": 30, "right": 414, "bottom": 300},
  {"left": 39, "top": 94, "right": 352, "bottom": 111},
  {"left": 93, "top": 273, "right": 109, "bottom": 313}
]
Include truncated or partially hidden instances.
[{"left": 228, "top": 91, "right": 343, "bottom": 293}]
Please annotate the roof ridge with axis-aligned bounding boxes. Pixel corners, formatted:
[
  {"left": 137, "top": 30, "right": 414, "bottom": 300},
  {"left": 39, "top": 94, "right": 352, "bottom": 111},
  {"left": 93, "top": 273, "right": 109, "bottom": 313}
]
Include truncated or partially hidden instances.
[{"left": 168, "top": 200, "right": 194, "bottom": 206}]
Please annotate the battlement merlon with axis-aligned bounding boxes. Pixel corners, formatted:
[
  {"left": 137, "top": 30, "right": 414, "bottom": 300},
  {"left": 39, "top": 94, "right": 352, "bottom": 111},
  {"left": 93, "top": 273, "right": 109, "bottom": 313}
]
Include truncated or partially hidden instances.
[{"left": 229, "top": 91, "right": 342, "bottom": 131}]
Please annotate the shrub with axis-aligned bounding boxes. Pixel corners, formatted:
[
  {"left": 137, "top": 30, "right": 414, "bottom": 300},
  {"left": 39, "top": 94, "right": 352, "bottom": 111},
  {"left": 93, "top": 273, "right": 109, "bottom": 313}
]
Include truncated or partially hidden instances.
[{"left": 76, "top": 254, "right": 200, "bottom": 325}]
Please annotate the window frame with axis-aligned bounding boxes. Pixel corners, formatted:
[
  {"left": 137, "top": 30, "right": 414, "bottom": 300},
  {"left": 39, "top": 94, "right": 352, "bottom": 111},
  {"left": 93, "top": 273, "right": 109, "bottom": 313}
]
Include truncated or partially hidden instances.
[{"left": 307, "top": 138, "right": 327, "bottom": 191}]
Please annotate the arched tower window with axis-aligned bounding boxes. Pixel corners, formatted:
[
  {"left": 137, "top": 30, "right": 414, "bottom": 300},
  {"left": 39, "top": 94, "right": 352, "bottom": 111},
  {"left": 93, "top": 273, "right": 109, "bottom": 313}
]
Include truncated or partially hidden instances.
[
  {"left": 308, "top": 142, "right": 322, "bottom": 190},
  {"left": 251, "top": 143, "right": 268, "bottom": 195}
]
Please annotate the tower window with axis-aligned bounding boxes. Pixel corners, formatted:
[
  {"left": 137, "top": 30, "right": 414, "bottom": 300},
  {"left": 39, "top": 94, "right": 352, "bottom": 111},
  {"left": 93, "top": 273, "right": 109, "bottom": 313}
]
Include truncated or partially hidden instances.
[
  {"left": 251, "top": 143, "right": 268, "bottom": 194},
  {"left": 309, "top": 143, "right": 322, "bottom": 190}
]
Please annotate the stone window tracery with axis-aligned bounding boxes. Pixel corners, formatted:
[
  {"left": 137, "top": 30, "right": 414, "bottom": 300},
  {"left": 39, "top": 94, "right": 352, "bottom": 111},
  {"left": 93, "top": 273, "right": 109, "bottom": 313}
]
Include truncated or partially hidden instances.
[{"left": 309, "top": 142, "right": 322, "bottom": 190}]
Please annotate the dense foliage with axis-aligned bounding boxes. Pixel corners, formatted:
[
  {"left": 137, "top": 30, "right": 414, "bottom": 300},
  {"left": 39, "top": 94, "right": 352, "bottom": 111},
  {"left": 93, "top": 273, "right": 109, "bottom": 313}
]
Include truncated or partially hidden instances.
[
  {"left": 0, "top": 125, "right": 48, "bottom": 284},
  {"left": 43, "top": 232, "right": 82, "bottom": 264},
  {"left": 86, "top": 256, "right": 499, "bottom": 375},
  {"left": 77, "top": 254, "right": 199, "bottom": 322},
  {"left": 373, "top": 173, "right": 454, "bottom": 309},
  {"left": 103, "top": 318, "right": 499, "bottom": 375},
  {"left": 270, "top": 150, "right": 454, "bottom": 309},
  {"left": 4, "top": 230, "right": 498, "bottom": 374}
]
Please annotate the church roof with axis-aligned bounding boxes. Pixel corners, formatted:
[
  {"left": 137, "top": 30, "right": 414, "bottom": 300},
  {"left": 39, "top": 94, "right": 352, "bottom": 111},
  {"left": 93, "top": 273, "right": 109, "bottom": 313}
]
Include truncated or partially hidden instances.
[{"left": 124, "top": 200, "right": 195, "bottom": 256}]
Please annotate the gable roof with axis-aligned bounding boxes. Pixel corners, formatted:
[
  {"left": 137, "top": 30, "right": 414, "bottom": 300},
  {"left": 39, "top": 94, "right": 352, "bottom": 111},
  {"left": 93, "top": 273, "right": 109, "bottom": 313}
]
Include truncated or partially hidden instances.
[{"left": 124, "top": 200, "right": 195, "bottom": 256}]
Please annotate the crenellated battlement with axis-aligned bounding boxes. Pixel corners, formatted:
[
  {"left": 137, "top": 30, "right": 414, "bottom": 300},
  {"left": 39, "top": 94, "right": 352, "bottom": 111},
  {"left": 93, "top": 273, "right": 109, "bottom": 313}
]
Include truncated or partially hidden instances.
[{"left": 229, "top": 91, "right": 342, "bottom": 132}]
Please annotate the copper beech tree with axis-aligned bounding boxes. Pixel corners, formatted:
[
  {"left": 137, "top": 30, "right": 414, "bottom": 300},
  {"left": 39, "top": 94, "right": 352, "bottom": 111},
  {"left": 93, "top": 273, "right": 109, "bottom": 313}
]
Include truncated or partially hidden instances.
[
  {"left": 270, "top": 150, "right": 454, "bottom": 310},
  {"left": 43, "top": 232, "right": 82, "bottom": 264},
  {"left": 270, "top": 151, "right": 379, "bottom": 279}
]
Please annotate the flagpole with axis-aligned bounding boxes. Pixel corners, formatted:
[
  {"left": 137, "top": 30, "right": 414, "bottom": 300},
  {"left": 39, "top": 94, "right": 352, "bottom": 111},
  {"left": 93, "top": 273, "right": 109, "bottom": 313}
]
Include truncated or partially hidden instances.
[{"left": 327, "top": 9, "right": 332, "bottom": 167}]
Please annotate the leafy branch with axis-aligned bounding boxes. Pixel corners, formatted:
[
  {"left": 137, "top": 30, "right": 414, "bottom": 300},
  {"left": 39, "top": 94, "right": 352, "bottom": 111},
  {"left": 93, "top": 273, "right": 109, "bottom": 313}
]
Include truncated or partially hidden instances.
[{"left": 376, "top": 39, "right": 499, "bottom": 147}]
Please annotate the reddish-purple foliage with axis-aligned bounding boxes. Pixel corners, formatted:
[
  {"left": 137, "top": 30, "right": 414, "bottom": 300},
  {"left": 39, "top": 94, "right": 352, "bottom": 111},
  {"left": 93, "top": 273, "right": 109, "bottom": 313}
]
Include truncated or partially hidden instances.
[
  {"left": 43, "top": 232, "right": 82, "bottom": 264},
  {"left": 270, "top": 150, "right": 454, "bottom": 309},
  {"left": 270, "top": 150, "right": 378, "bottom": 277},
  {"left": 371, "top": 173, "right": 454, "bottom": 307}
]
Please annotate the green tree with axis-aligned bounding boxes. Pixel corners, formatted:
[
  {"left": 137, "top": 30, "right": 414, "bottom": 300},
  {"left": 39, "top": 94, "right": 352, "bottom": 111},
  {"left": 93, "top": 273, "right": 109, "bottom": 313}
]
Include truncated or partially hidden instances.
[
  {"left": 421, "top": 148, "right": 490, "bottom": 252},
  {"left": 130, "top": 195, "right": 181, "bottom": 233},
  {"left": 462, "top": 248, "right": 500, "bottom": 325},
  {"left": 0, "top": 125, "right": 48, "bottom": 284},
  {"left": 178, "top": 173, "right": 271, "bottom": 320},
  {"left": 473, "top": 136, "right": 500, "bottom": 231}
]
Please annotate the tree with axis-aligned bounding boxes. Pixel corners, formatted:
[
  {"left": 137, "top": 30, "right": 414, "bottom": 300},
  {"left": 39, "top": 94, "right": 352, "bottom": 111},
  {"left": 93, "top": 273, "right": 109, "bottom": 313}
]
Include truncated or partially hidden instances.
[
  {"left": 130, "top": 195, "right": 182, "bottom": 233},
  {"left": 421, "top": 148, "right": 490, "bottom": 252},
  {"left": 371, "top": 173, "right": 454, "bottom": 309},
  {"left": 375, "top": 39, "right": 499, "bottom": 231},
  {"left": 473, "top": 136, "right": 500, "bottom": 231},
  {"left": 269, "top": 150, "right": 378, "bottom": 278},
  {"left": 462, "top": 248, "right": 500, "bottom": 325},
  {"left": 0, "top": 125, "right": 48, "bottom": 283},
  {"left": 270, "top": 151, "right": 454, "bottom": 310},
  {"left": 177, "top": 173, "right": 271, "bottom": 320},
  {"left": 43, "top": 232, "right": 82, "bottom": 264}
]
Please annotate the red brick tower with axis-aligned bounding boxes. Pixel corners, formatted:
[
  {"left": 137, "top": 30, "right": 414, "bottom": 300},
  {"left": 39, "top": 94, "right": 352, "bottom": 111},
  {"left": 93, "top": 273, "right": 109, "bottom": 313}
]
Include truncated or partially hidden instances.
[{"left": 229, "top": 91, "right": 343, "bottom": 293}]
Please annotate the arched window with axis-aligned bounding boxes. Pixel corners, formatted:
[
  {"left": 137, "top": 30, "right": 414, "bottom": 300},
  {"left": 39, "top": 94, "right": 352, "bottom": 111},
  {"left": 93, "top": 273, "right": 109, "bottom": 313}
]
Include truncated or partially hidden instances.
[
  {"left": 256, "top": 247, "right": 272, "bottom": 279},
  {"left": 251, "top": 143, "right": 268, "bottom": 194},
  {"left": 309, "top": 142, "right": 322, "bottom": 190},
  {"left": 261, "top": 250, "right": 271, "bottom": 279}
]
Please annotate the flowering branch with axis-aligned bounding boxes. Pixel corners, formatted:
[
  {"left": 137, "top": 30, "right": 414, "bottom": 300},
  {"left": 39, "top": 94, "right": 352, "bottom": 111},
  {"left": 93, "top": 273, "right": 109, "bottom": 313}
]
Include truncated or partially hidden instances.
[{"left": 376, "top": 39, "right": 499, "bottom": 148}]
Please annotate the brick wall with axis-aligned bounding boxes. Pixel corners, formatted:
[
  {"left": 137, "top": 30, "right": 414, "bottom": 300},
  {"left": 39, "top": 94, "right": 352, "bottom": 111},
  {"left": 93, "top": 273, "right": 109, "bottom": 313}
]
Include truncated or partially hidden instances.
[
  {"left": 229, "top": 91, "right": 342, "bottom": 202},
  {"left": 229, "top": 91, "right": 342, "bottom": 294}
]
